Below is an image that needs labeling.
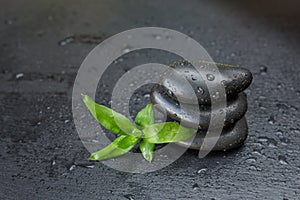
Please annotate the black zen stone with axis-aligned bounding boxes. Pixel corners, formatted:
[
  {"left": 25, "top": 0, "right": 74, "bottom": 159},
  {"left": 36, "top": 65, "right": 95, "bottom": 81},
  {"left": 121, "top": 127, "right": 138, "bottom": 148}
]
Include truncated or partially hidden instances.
[{"left": 150, "top": 60, "right": 253, "bottom": 150}]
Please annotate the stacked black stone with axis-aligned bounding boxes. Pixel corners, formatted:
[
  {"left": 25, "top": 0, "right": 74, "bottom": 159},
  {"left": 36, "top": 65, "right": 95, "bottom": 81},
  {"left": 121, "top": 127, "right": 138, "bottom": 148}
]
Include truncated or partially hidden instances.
[{"left": 150, "top": 61, "right": 253, "bottom": 151}]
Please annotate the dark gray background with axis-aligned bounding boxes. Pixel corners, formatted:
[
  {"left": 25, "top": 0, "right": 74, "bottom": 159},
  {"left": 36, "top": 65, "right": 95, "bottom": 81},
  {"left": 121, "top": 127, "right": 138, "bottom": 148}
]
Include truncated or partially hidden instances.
[{"left": 0, "top": 0, "right": 299, "bottom": 199}]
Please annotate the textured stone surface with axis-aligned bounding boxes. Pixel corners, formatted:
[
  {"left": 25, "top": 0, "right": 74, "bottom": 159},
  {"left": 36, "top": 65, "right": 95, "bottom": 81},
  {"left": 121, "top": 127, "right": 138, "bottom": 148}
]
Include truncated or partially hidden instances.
[{"left": 0, "top": 0, "right": 299, "bottom": 199}]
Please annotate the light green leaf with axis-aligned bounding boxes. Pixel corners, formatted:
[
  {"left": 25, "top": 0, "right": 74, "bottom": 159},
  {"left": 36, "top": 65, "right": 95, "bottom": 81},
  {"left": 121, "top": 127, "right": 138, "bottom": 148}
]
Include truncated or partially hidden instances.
[
  {"left": 89, "top": 135, "right": 140, "bottom": 161},
  {"left": 139, "top": 140, "right": 155, "bottom": 163},
  {"left": 135, "top": 104, "right": 154, "bottom": 128},
  {"left": 82, "top": 95, "right": 142, "bottom": 137},
  {"left": 143, "top": 122, "right": 196, "bottom": 144}
]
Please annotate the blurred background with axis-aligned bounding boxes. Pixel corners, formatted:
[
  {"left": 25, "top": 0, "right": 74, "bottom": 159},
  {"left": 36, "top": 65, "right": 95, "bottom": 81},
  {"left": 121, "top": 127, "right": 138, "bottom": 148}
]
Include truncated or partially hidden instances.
[{"left": 0, "top": 0, "right": 299, "bottom": 199}]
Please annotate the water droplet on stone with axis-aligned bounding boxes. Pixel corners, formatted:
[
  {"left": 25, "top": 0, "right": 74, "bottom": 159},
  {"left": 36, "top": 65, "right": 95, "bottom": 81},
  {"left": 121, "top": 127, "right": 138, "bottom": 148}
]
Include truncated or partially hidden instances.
[
  {"left": 221, "top": 80, "right": 226, "bottom": 86},
  {"left": 206, "top": 74, "right": 215, "bottom": 81},
  {"left": 155, "top": 35, "right": 162, "bottom": 40},
  {"left": 191, "top": 74, "right": 197, "bottom": 81},
  {"left": 122, "top": 47, "right": 131, "bottom": 53},
  {"left": 143, "top": 93, "right": 150, "bottom": 98},
  {"left": 197, "top": 87, "right": 204, "bottom": 95},
  {"left": 167, "top": 89, "right": 173, "bottom": 96},
  {"left": 212, "top": 92, "right": 220, "bottom": 99}
]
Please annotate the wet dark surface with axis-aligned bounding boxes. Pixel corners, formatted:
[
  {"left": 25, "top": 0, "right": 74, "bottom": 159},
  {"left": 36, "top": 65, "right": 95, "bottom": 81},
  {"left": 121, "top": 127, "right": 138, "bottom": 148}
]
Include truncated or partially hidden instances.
[{"left": 0, "top": 0, "right": 299, "bottom": 199}]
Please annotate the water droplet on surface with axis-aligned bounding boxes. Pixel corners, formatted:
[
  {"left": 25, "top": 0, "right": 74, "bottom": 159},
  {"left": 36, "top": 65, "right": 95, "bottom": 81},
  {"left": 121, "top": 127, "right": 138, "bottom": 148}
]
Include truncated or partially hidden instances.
[
  {"left": 197, "top": 87, "right": 204, "bottom": 95},
  {"left": 192, "top": 183, "right": 199, "bottom": 190},
  {"left": 58, "top": 36, "right": 74, "bottom": 46},
  {"left": 191, "top": 74, "right": 197, "bottom": 81},
  {"left": 212, "top": 92, "right": 220, "bottom": 99},
  {"left": 268, "top": 115, "right": 275, "bottom": 124},
  {"left": 167, "top": 89, "right": 173, "bottom": 96},
  {"left": 122, "top": 47, "right": 131, "bottom": 53},
  {"left": 15, "top": 73, "right": 24, "bottom": 79},
  {"left": 143, "top": 93, "right": 150, "bottom": 98},
  {"left": 76, "top": 163, "right": 95, "bottom": 169},
  {"left": 69, "top": 165, "right": 76, "bottom": 171},
  {"left": 278, "top": 155, "right": 288, "bottom": 165},
  {"left": 155, "top": 35, "right": 162, "bottom": 40},
  {"left": 133, "top": 96, "right": 141, "bottom": 103},
  {"left": 206, "top": 74, "right": 215, "bottom": 81},
  {"left": 197, "top": 168, "right": 207, "bottom": 174},
  {"left": 124, "top": 194, "right": 134, "bottom": 200},
  {"left": 259, "top": 65, "right": 268, "bottom": 75}
]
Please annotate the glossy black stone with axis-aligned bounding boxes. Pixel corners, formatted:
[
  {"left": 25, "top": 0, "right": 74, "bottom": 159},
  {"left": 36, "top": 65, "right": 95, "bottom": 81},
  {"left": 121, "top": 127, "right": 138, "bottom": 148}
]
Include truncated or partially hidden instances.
[
  {"left": 176, "top": 117, "right": 248, "bottom": 151},
  {"left": 151, "top": 84, "right": 248, "bottom": 129},
  {"left": 160, "top": 61, "right": 253, "bottom": 104},
  {"left": 150, "top": 60, "right": 253, "bottom": 150}
]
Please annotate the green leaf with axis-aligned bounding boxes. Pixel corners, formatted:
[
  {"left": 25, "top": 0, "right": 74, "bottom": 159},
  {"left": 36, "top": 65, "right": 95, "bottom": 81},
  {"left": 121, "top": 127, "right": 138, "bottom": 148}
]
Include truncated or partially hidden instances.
[
  {"left": 135, "top": 104, "right": 154, "bottom": 128},
  {"left": 89, "top": 135, "right": 140, "bottom": 161},
  {"left": 139, "top": 140, "right": 155, "bottom": 163},
  {"left": 143, "top": 122, "right": 196, "bottom": 144},
  {"left": 82, "top": 95, "right": 142, "bottom": 137}
]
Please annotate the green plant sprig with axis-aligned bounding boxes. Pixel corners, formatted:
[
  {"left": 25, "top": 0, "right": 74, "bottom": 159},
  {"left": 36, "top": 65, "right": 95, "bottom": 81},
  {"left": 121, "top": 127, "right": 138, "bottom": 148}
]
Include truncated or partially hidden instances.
[{"left": 82, "top": 95, "right": 196, "bottom": 163}]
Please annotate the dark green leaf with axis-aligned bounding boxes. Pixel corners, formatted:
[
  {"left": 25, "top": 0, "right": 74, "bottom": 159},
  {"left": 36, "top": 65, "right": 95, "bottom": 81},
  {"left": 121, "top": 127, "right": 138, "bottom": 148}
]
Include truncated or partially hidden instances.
[
  {"left": 89, "top": 135, "right": 140, "bottom": 161},
  {"left": 135, "top": 104, "right": 154, "bottom": 128},
  {"left": 139, "top": 140, "right": 155, "bottom": 163},
  {"left": 143, "top": 122, "right": 196, "bottom": 144},
  {"left": 82, "top": 95, "right": 142, "bottom": 137}
]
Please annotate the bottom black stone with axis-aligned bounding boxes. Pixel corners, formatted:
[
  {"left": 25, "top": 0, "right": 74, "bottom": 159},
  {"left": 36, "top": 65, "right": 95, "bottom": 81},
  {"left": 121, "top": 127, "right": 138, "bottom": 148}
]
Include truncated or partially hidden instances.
[{"left": 176, "top": 117, "right": 248, "bottom": 151}]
